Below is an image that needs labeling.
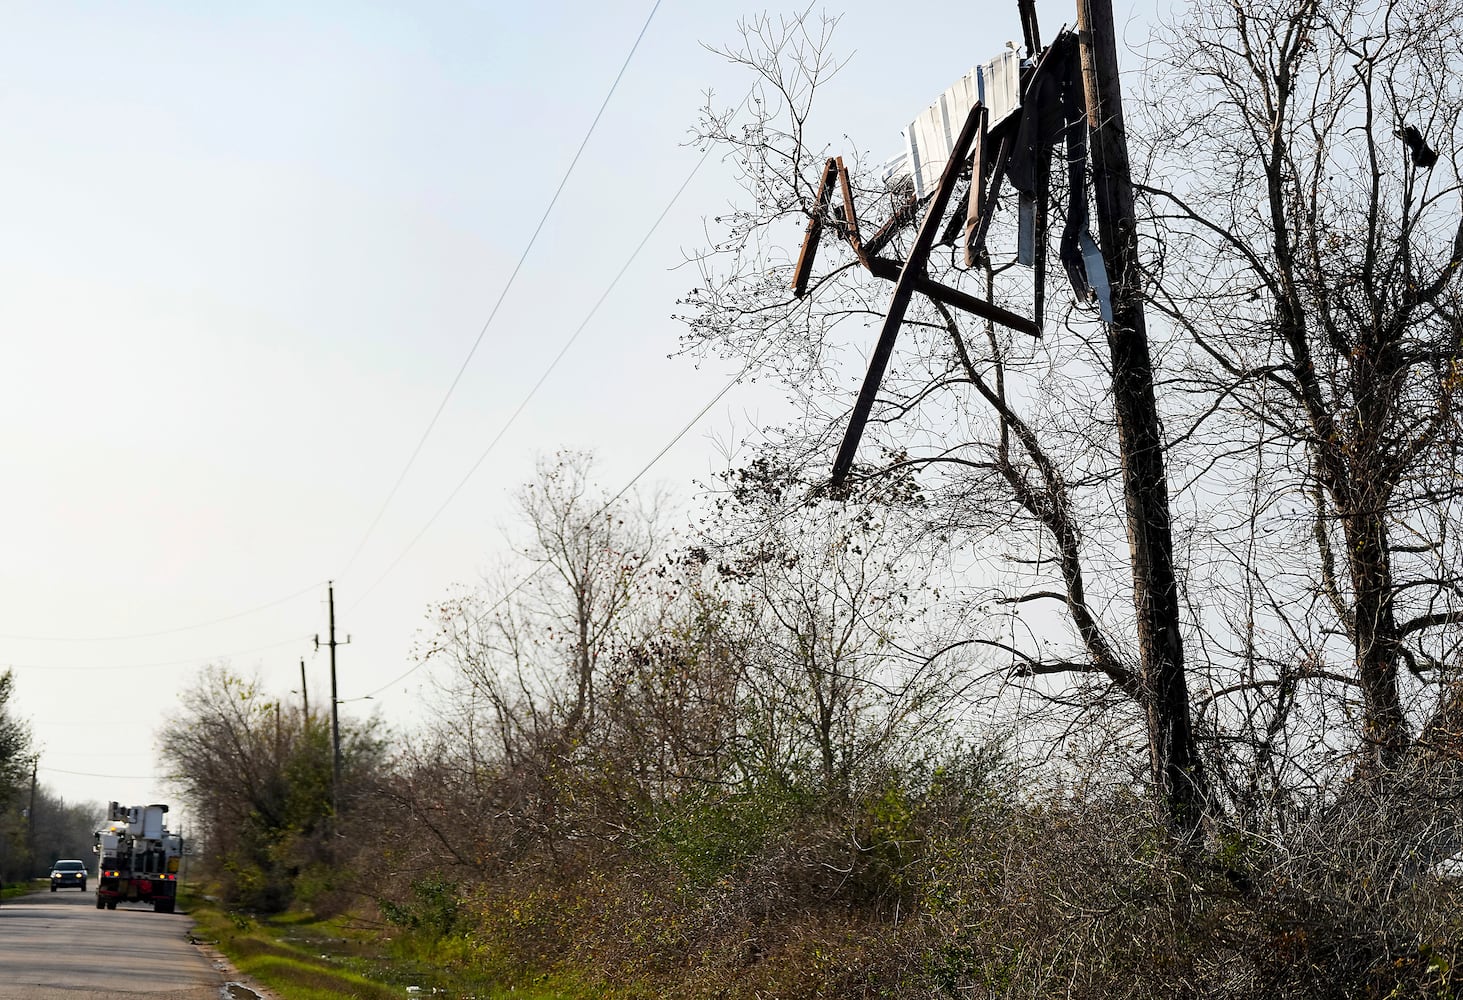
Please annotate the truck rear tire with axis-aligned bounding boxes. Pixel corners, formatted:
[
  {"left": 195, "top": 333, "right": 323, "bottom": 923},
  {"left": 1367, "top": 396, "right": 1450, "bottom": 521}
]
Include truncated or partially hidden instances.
[{"left": 95, "top": 897, "right": 103, "bottom": 909}]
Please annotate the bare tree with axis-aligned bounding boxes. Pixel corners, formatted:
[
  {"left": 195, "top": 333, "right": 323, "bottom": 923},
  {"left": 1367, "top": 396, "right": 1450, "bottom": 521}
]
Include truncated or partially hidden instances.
[
  {"left": 157, "top": 664, "right": 382, "bottom": 910},
  {"left": 0, "top": 671, "right": 31, "bottom": 795},
  {"left": 412, "top": 451, "right": 669, "bottom": 861},
  {"left": 0, "top": 670, "right": 35, "bottom": 881},
  {"left": 29, "top": 791, "right": 103, "bottom": 872},
  {"left": 1140, "top": 0, "right": 1463, "bottom": 795},
  {"left": 700, "top": 459, "right": 962, "bottom": 800}
]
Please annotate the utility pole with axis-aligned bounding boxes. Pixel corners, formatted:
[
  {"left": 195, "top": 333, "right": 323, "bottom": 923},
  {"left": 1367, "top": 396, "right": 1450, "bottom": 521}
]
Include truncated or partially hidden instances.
[
  {"left": 299, "top": 658, "right": 309, "bottom": 720},
  {"left": 315, "top": 581, "right": 350, "bottom": 825},
  {"left": 26, "top": 757, "right": 37, "bottom": 871},
  {"left": 1075, "top": 0, "right": 1206, "bottom": 839}
]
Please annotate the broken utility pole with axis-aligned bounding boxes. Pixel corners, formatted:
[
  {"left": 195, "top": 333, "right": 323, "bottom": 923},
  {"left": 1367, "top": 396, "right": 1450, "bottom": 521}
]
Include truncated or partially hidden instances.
[
  {"left": 1075, "top": 0, "right": 1208, "bottom": 840},
  {"left": 796, "top": 0, "right": 1208, "bottom": 843}
]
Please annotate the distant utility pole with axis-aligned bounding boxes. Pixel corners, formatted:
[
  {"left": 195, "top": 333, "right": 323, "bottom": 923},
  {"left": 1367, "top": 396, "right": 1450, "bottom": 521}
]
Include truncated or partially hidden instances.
[
  {"left": 299, "top": 658, "right": 309, "bottom": 719},
  {"left": 1075, "top": 0, "right": 1207, "bottom": 839},
  {"left": 315, "top": 582, "right": 350, "bottom": 824},
  {"left": 26, "top": 757, "right": 37, "bottom": 868}
]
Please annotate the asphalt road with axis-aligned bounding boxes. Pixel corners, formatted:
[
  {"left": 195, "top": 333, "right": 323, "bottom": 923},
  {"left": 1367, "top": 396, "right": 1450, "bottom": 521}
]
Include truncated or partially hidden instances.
[{"left": 0, "top": 888, "right": 237, "bottom": 999}]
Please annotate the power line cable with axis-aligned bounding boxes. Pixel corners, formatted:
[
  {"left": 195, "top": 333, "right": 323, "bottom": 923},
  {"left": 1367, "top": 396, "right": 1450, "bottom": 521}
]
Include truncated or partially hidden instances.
[
  {"left": 358, "top": 300, "right": 809, "bottom": 700},
  {"left": 341, "top": 0, "right": 664, "bottom": 578},
  {"left": 39, "top": 765, "right": 164, "bottom": 780},
  {"left": 3, "top": 635, "right": 312, "bottom": 672},
  {"left": 347, "top": 143, "right": 713, "bottom": 613},
  {"left": 0, "top": 581, "right": 324, "bottom": 642}
]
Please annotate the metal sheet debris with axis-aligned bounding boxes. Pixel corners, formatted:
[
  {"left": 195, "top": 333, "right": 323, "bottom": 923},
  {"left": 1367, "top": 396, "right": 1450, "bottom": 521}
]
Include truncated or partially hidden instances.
[{"left": 897, "top": 47, "right": 1023, "bottom": 199}]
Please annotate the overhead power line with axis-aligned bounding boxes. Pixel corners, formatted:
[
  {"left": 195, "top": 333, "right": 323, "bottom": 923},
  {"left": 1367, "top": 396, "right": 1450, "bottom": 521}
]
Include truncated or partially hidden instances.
[
  {"left": 341, "top": 0, "right": 664, "bottom": 579},
  {"left": 347, "top": 143, "right": 713, "bottom": 613},
  {"left": 0, "top": 580, "right": 325, "bottom": 642},
  {"left": 359, "top": 298, "right": 809, "bottom": 701},
  {"left": 3, "top": 635, "right": 312, "bottom": 672},
  {"left": 39, "top": 765, "right": 164, "bottom": 780}
]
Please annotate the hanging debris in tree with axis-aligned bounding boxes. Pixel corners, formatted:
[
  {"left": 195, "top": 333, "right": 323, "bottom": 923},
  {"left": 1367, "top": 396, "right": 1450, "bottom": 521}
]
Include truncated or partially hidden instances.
[
  {"left": 790, "top": 28, "right": 1112, "bottom": 336},
  {"left": 780, "top": 23, "right": 1119, "bottom": 485},
  {"left": 1396, "top": 123, "right": 1439, "bottom": 169}
]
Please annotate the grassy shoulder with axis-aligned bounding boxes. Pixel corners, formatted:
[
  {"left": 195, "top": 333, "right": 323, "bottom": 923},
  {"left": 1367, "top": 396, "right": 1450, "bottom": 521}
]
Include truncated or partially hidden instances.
[
  {"left": 0, "top": 878, "right": 45, "bottom": 901},
  {"left": 183, "top": 890, "right": 582, "bottom": 1000}
]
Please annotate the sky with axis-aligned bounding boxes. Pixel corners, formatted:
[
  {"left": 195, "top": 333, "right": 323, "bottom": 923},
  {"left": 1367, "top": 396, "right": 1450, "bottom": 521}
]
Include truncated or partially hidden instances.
[{"left": 0, "top": 0, "right": 1159, "bottom": 822}]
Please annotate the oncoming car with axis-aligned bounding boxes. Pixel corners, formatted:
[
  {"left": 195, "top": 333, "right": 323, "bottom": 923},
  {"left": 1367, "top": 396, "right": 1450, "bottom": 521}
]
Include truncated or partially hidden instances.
[{"left": 50, "top": 859, "right": 87, "bottom": 891}]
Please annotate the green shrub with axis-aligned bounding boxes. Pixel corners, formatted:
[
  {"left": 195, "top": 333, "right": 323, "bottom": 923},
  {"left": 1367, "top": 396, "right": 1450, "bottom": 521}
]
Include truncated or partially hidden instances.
[
  {"left": 379, "top": 874, "right": 461, "bottom": 937},
  {"left": 650, "top": 781, "right": 811, "bottom": 888}
]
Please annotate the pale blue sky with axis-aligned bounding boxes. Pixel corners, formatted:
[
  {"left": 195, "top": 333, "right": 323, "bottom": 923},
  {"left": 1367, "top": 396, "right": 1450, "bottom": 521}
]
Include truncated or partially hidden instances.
[{"left": 0, "top": 0, "right": 1158, "bottom": 812}]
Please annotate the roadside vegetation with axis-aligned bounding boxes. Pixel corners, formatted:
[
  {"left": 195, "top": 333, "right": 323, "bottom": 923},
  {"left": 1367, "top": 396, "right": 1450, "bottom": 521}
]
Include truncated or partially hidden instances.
[
  {"left": 166, "top": 448, "right": 1463, "bottom": 998},
  {"left": 186, "top": 891, "right": 581, "bottom": 1000},
  {"left": 186, "top": 896, "right": 404, "bottom": 1000},
  {"left": 0, "top": 880, "right": 36, "bottom": 902},
  {"left": 0, "top": 669, "right": 100, "bottom": 885}
]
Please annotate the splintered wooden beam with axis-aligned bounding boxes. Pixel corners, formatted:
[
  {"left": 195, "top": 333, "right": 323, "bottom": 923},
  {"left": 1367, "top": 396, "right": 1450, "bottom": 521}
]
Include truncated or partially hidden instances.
[
  {"left": 966, "top": 130, "right": 1012, "bottom": 264},
  {"left": 1020, "top": 0, "right": 1042, "bottom": 55},
  {"left": 865, "top": 256, "right": 1040, "bottom": 337},
  {"left": 835, "top": 157, "right": 863, "bottom": 260},
  {"left": 831, "top": 102, "right": 986, "bottom": 487},
  {"left": 791, "top": 158, "right": 840, "bottom": 298}
]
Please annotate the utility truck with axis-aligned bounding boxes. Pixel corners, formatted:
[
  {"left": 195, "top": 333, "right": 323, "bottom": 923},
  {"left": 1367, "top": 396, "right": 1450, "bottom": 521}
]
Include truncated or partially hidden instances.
[{"left": 94, "top": 802, "right": 183, "bottom": 913}]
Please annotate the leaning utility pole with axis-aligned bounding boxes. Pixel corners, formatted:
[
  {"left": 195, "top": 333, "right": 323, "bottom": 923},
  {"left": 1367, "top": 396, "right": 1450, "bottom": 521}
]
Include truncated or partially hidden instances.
[{"left": 1075, "top": 0, "right": 1207, "bottom": 839}]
